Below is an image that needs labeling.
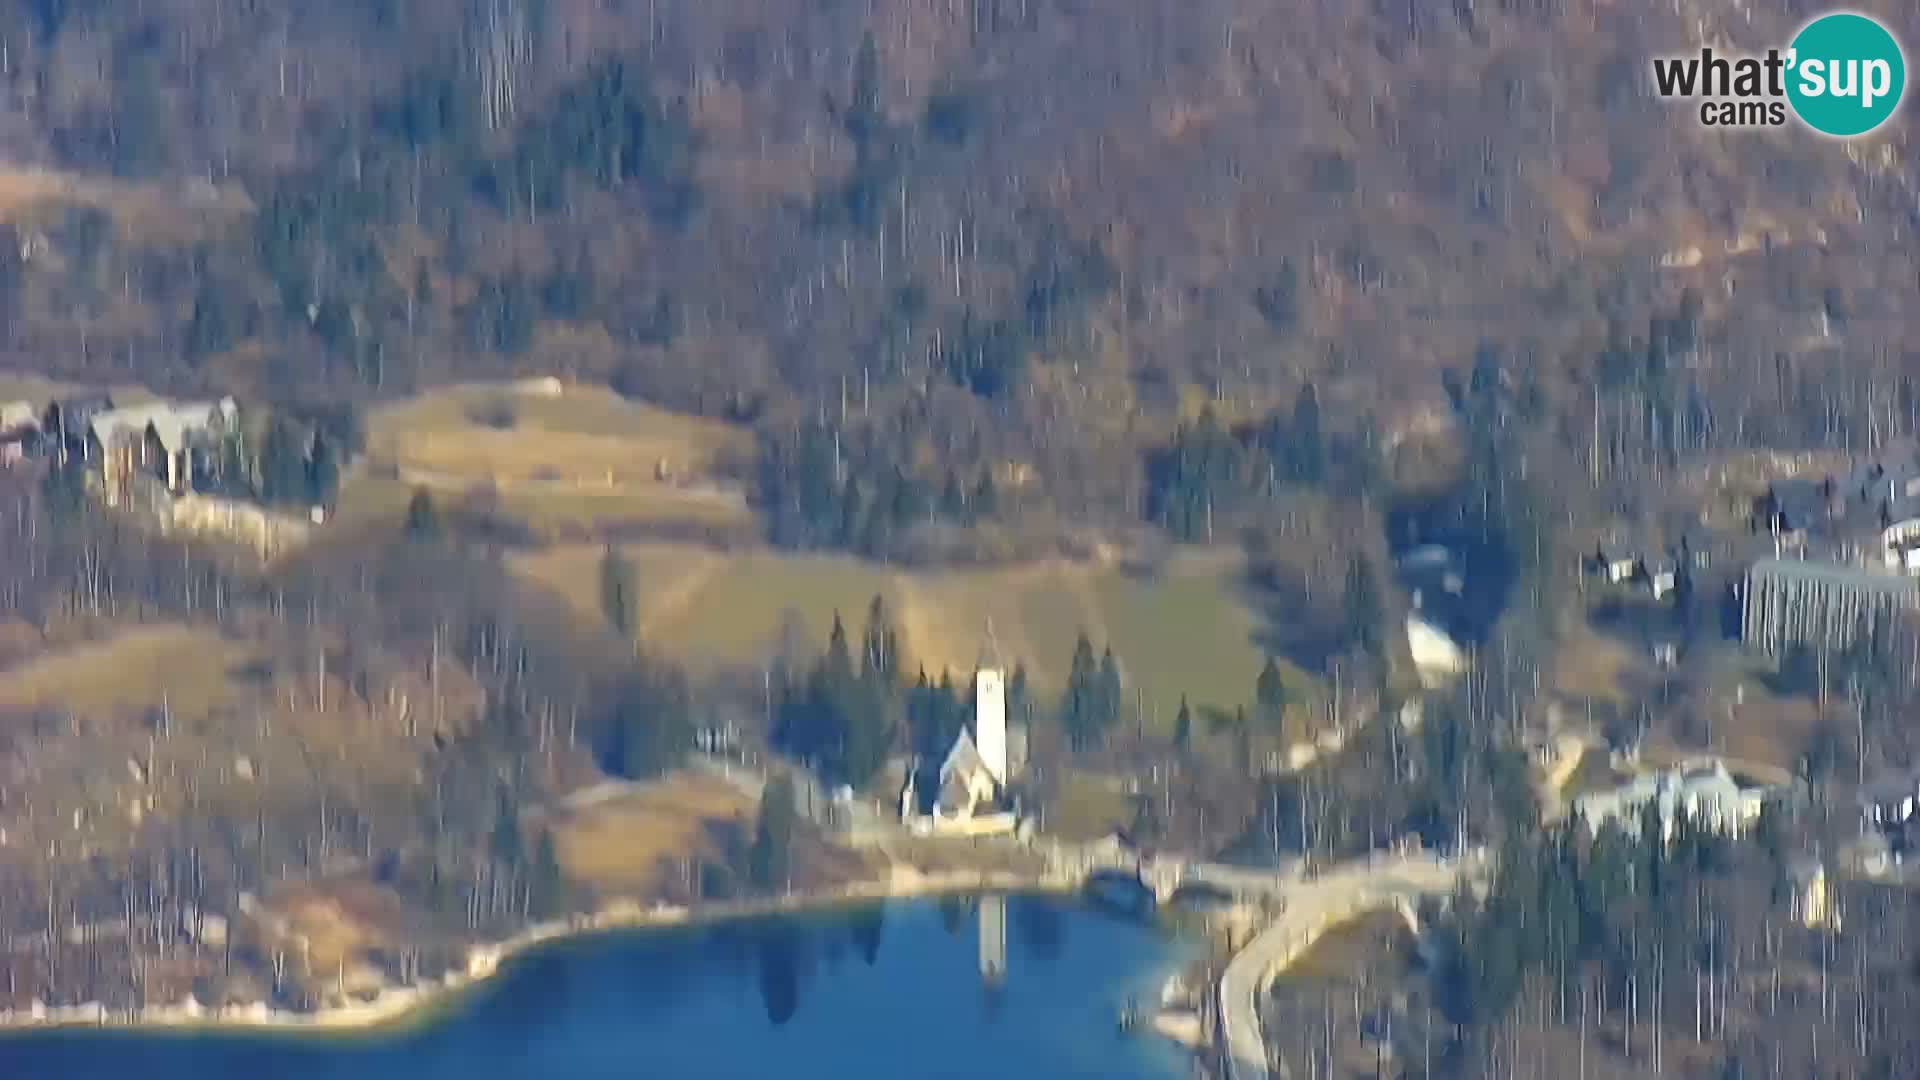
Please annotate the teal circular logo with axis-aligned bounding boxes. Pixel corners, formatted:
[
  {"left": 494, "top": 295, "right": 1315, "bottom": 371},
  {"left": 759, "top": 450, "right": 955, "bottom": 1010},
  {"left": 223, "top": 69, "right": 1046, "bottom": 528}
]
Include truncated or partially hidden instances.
[{"left": 1786, "top": 13, "right": 1906, "bottom": 137}]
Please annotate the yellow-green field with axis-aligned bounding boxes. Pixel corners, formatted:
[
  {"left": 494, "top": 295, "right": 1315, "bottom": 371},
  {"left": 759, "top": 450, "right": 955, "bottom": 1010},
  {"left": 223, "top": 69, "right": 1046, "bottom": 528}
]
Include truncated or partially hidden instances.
[
  {"left": 514, "top": 542, "right": 1314, "bottom": 731},
  {"left": 0, "top": 624, "right": 253, "bottom": 724},
  {"left": 348, "top": 381, "right": 756, "bottom": 536},
  {"left": 546, "top": 772, "right": 752, "bottom": 894}
]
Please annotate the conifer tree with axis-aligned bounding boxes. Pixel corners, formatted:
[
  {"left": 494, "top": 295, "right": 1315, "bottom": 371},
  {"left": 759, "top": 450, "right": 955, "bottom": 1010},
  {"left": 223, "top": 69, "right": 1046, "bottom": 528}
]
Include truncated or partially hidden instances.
[
  {"left": 846, "top": 32, "right": 883, "bottom": 147},
  {"left": 1288, "top": 381, "right": 1326, "bottom": 484},
  {"left": 973, "top": 466, "right": 998, "bottom": 518},
  {"left": 1062, "top": 632, "right": 1099, "bottom": 749},
  {"left": 939, "top": 469, "right": 967, "bottom": 520},
  {"left": 1342, "top": 555, "right": 1382, "bottom": 658},
  {"left": 1097, "top": 647, "right": 1124, "bottom": 736},
  {"left": 907, "top": 668, "right": 938, "bottom": 757},
  {"left": 598, "top": 545, "right": 638, "bottom": 640},
  {"left": 404, "top": 488, "right": 440, "bottom": 540},
  {"left": 219, "top": 431, "right": 252, "bottom": 498},
  {"left": 808, "top": 611, "right": 891, "bottom": 786},
  {"left": 528, "top": 829, "right": 567, "bottom": 919},
  {"left": 1255, "top": 656, "right": 1289, "bottom": 736},
  {"left": 306, "top": 429, "right": 339, "bottom": 507},
  {"left": 1008, "top": 663, "right": 1030, "bottom": 727},
  {"left": 825, "top": 612, "right": 855, "bottom": 688},
  {"left": 489, "top": 788, "right": 523, "bottom": 870},
  {"left": 749, "top": 775, "right": 797, "bottom": 892},
  {"left": 841, "top": 677, "right": 895, "bottom": 789},
  {"left": 861, "top": 593, "right": 900, "bottom": 684},
  {"left": 259, "top": 417, "right": 308, "bottom": 505},
  {"left": 935, "top": 670, "right": 962, "bottom": 748}
]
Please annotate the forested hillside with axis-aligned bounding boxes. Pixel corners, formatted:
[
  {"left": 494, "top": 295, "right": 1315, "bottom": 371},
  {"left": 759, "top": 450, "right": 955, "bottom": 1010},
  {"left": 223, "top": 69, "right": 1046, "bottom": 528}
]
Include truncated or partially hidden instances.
[{"left": 0, "top": 0, "right": 1915, "bottom": 548}]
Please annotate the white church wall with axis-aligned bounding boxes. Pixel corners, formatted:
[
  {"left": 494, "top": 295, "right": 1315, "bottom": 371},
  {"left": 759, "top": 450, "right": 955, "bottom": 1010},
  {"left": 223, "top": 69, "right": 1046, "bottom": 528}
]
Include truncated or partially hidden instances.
[{"left": 976, "top": 668, "right": 1007, "bottom": 785}]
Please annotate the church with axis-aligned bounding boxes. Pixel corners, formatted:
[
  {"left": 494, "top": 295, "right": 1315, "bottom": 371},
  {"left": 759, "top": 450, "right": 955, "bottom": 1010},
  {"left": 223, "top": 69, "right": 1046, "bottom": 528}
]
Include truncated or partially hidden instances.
[{"left": 900, "top": 668, "right": 1025, "bottom": 835}]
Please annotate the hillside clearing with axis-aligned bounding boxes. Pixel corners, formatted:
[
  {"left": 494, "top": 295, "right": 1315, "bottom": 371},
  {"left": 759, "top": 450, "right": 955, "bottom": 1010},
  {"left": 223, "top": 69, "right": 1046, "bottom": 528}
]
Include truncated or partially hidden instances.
[
  {"left": 545, "top": 772, "right": 751, "bottom": 894},
  {"left": 0, "top": 624, "right": 252, "bottom": 725},
  {"left": 349, "top": 381, "right": 755, "bottom": 536}
]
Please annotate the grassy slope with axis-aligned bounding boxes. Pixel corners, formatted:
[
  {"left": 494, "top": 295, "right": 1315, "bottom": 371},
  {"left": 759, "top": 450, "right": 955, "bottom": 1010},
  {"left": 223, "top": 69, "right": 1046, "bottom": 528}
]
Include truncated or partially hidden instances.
[
  {"left": 0, "top": 624, "right": 252, "bottom": 722},
  {"left": 514, "top": 542, "right": 1318, "bottom": 732},
  {"left": 349, "top": 381, "right": 756, "bottom": 535},
  {"left": 545, "top": 772, "right": 752, "bottom": 895}
]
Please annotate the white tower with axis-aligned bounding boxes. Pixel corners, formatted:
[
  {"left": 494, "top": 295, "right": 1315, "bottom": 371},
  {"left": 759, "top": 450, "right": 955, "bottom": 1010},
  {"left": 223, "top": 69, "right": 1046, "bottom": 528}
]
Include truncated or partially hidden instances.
[{"left": 975, "top": 668, "right": 1007, "bottom": 787}]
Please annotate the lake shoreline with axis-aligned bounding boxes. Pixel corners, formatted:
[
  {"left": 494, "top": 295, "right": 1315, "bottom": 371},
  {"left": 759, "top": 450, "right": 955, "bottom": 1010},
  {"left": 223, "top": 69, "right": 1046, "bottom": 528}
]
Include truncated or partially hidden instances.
[{"left": 0, "top": 866, "right": 1065, "bottom": 1038}]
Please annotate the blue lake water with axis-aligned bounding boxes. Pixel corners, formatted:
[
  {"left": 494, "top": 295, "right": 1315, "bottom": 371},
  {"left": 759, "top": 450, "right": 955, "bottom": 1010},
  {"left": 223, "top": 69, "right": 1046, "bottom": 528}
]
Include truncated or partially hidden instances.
[{"left": 0, "top": 894, "right": 1197, "bottom": 1080}]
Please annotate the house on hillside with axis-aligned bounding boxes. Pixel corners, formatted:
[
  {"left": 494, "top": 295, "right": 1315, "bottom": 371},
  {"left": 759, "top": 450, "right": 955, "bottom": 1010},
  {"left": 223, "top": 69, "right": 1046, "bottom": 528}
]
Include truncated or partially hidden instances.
[
  {"left": 0, "top": 401, "right": 37, "bottom": 467},
  {"left": 1573, "top": 760, "right": 1768, "bottom": 843},
  {"left": 87, "top": 398, "right": 236, "bottom": 506},
  {"left": 1587, "top": 545, "right": 1644, "bottom": 586},
  {"left": 1759, "top": 478, "right": 1827, "bottom": 546},
  {"left": 1878, "top": 495, "right": 1920, "bottom": 575},
  {"left": 1860, "top": 772, "right": 1920, "bottom": 844},
  {"left": 0, "top": 430, "right": 26, "bottom": 467},
  {"left": 1648, "top": 554, "right": 1680, "bottom": 601},
  {"left": 0, "top": 400, "right": 35, "bottom": 434}
]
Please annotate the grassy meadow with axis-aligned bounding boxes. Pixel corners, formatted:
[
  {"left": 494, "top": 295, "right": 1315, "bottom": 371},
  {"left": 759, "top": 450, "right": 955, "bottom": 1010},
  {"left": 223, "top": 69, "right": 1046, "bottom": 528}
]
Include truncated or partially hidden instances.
[
  {"left": 0, "top": 623, "right": 253, "bottom": 724},
  {"left": 513, "top": 542, "right": 1316, "bottom": 734},
  {"left": 542, "top": 772, "right": 752, "bottom": 895},
  {"left": 329, "top": 380, "right": 1315, "bottom": 732},
  {"left": 347, "top": 381, "right": 756, "bottom": 537}
]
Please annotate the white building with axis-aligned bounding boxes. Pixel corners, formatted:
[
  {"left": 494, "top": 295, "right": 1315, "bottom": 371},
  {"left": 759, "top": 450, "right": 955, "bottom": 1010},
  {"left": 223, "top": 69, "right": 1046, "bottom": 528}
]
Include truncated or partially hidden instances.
[
  {"left": 975, "top": 668, "right": 1007, "bottom": 787},
  {"left": 1573, "top": 760, "right": 1767, "bottom": 843},
  {"left": 0, "top": 400, "right": 37, "bottom": 434},
  {"left": 900, "top": 667, "right": 1019, "bottom": 835},
  {"left": 1649, "top": 560, "right": 1679, "bottom": 601},
  {"left": 86, "top": 398, "right": 236, "bottom": 505},
  {"left": 1860, "top": 772, "right": 1920, "bottom": 830},
  {"left": 1405, "top": 609, "right": 1468, "bottom": 688}
]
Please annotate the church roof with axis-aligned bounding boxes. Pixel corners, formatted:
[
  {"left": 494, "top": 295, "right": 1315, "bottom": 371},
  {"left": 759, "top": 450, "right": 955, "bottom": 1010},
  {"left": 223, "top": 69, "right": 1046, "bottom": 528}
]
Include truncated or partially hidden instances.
[
  {"left": 935, "top": 727, "right": 1002, "bottom": 818},
  {"left": 940, "top": 728, "right": 985, "bottom": 784},
  {"left": 87, "top": 401, "right": 222, "bottom": 454}
]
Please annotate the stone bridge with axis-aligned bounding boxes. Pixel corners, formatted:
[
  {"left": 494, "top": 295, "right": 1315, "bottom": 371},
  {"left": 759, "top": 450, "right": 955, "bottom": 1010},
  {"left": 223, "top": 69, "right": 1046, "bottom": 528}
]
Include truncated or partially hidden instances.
[{"left": 1042, "top": 842, "right": 1360, "bottom": 907}]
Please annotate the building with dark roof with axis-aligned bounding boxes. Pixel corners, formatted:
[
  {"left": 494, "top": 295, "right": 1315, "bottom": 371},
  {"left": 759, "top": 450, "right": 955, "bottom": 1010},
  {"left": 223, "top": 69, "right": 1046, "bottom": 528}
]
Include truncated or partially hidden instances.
[
  {"left": 1761, "top": 478, "right": 1828, "bottom": 541},
  {"left": 1742, "top": 556, "right": 1920, "bottom": 656}
]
